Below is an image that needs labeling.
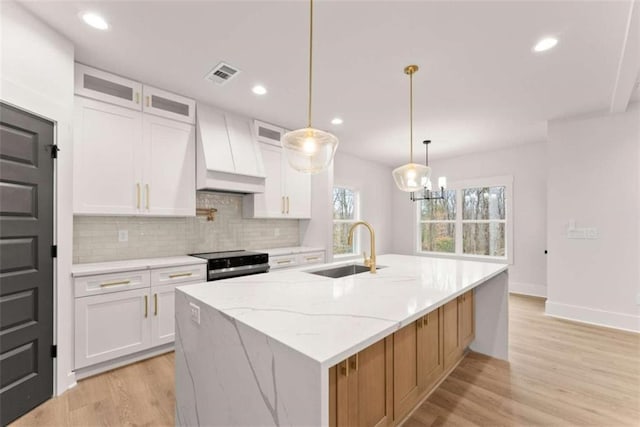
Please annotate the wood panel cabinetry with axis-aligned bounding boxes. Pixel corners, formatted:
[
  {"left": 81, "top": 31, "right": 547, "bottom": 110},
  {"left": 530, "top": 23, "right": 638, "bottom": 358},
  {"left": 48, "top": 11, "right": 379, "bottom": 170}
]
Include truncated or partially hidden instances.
[
  {"left": 329, "top": 337, "right": 393, "bottom": 427},
  {"left": 329, "top": 290, "right": 474, "bottom": 426}
]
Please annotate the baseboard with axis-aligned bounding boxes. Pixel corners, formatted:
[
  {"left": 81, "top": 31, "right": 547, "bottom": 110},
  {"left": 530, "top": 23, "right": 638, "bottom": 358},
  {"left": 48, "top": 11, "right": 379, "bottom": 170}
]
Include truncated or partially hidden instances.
[
  {"left": 74, "top": 344, "right": 174, "bottom": 381},
  {"left": 545, "top": 300, "right": 640, "bottom": 333},
  {"left": 509, "top": 281, "right": 546, "bottom": 298}
]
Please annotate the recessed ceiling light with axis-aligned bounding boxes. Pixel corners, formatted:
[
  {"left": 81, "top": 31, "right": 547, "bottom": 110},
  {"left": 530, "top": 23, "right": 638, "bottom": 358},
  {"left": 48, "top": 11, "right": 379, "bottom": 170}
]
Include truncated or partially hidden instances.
[
  {"left": 81, "top": 12, "right": 109, "bottom": 30},
  {"left": 252, "top": 85, "right": 267, "bottom": 95},
  {"left": 331, "top": 117, "right": 343, "bottom": 125},
  {"left": 533, "top": 37, "right": 558, "bottom": 52}
]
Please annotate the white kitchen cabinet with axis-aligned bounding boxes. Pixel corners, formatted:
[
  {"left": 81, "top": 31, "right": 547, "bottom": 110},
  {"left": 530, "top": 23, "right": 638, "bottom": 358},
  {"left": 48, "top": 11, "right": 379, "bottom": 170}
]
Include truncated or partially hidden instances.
[
  {"left": 74, "top": 63, "right": 142, "bottom": 110},
  {"left": 75, "top": 287, "right": 151, "bottom": 369},
  {"left": 267, "top": 249, "right": 326, "bottom": 271},
  {"left": 243, "top": 142, "right": 311, "bottom": 218},
  {"left": 150, "top": 284, "right": 178, "bottom": 346},
  {"left": 74, "top": 97, "right": 143, "bottom": 215},
  {"left": 226, "top": 114, "right": 265, "bottom": 177},
  {"left": 74, "top": 101, "right": 196, "bottom": 216},
  {"left": 142, "top": 114, "right": 196, "bottom": 216},
  {"left": 142, "top": 85, "right": 196, "bottom": 124},
  {"left": 73, "top": 260, "right": 206, "bottom": 373}
]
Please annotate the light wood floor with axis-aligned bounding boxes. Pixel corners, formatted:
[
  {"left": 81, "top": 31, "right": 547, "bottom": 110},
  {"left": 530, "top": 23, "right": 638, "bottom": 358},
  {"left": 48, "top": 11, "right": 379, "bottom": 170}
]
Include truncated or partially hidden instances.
[{"left": 11, "top": 295, "right": 640, "bottom": 426}]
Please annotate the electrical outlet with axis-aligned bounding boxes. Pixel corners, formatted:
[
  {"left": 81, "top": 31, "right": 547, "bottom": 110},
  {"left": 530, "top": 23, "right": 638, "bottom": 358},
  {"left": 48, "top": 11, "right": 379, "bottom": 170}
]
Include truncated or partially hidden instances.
[
  {"left": 189, "top": 302, "right": 200, "bottom": 325},
  {"left": 118, "top": 230, "right": 128, "bottom": 242}
]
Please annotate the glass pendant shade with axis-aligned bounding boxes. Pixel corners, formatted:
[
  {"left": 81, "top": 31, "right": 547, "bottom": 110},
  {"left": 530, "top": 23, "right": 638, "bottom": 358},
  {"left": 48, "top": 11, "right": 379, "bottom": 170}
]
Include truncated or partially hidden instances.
[
  {"left": 282, "top": 127, "right": 339, "bottom": 174},
  {"left": 392, "top": 162, "right": 431, "bottom": 192}
]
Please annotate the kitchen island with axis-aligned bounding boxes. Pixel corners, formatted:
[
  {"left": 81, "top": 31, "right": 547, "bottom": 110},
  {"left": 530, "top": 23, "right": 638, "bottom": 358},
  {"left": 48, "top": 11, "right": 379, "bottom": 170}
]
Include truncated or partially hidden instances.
[{"left": 175, "top": 254, "right": 508, "bottom": 426}]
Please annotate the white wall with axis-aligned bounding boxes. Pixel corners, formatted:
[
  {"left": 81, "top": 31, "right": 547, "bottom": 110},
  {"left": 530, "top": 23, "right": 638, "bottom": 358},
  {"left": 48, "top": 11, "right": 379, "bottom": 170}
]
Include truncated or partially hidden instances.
[
  {"left": 1, "top": 1, "right": 76, "bottom": 394},
  {"left": 546, "top": 104, "right": 640, "bottom": 332},
  {"left": 333, "top": 151, "right": 394, "bottom": 257},
  {"left": 391, "top": 142, "right": 548, "bottom": 296}
]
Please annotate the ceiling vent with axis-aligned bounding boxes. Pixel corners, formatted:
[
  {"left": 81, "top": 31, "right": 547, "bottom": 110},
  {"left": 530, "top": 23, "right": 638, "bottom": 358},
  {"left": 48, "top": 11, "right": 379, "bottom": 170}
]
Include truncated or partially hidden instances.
[{"left": 205, "top": 62, "right": 240, "bottom": 85}]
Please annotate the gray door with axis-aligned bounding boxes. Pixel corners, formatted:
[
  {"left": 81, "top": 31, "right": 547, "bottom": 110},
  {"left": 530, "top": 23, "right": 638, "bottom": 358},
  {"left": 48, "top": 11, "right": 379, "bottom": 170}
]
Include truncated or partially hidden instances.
[{"left": 0, "top": 103, "right": 54, "bottom": 425}]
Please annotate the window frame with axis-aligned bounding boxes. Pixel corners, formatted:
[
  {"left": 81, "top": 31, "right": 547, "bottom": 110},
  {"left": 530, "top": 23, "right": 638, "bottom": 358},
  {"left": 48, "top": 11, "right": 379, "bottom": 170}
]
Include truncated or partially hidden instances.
[
  {"left": 332, "top": 185, "right": 361, "bottom": 258},
  {"left": 415, "top": 175, "right": 514, "bottom": 264}
]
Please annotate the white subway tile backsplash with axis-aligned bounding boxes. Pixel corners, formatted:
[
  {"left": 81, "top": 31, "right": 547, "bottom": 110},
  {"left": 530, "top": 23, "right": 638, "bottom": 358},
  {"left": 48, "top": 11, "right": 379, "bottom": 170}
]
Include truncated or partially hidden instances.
[{"left": 73, "top": 192, "right": 300, "bottom": 263}]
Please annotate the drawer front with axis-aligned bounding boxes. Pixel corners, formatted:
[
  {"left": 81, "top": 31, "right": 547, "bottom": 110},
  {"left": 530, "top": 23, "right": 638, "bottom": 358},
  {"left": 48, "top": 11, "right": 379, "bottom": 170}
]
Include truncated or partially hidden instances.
[
  {"left": 151, "top": 264, "right": 206, "bottom": 287},
  {"left": 297, "top": 251, "right": 325, "bottom": 265},
  {"left": 269, "top": 254, "right": 298, "bottom": 270},
  {"left": 74, "top": 270, "right": 150, "bottom": 298}
]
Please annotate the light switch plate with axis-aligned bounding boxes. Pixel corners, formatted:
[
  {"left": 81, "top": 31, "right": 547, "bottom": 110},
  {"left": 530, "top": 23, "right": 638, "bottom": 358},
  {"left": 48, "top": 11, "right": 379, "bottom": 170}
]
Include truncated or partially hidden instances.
[{"left": 189, "top": 302, "right": 200, "bottom": 325}]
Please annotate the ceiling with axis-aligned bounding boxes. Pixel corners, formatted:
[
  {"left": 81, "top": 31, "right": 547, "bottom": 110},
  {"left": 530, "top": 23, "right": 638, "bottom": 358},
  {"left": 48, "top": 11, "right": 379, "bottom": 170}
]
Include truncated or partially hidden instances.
[{"left": 19, "top": 0, "right": 636, "bottom": 166}]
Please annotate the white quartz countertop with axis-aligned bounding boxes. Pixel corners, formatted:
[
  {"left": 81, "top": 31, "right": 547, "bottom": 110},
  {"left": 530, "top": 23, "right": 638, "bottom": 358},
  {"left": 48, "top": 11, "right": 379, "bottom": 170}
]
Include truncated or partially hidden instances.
[
  {"left": 71, "top": 256, "right": 206, "bottom": 277},
  {"left": 256, "top": 246, "right": 325, "bottom": 256},
  {"left": 178, "top": 254, "right": 507, "bottom": 368}
]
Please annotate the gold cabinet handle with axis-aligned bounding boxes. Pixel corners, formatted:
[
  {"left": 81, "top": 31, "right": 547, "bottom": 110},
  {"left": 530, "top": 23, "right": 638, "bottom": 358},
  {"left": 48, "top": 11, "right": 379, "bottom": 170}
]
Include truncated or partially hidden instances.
[
  {"left": 154, "top": 293, "right": 158, "bottom": 316},
  {"left": 417, "top": 317, "right": 423, "bottom": 328},
  {"left": 306, "top": 256, "right": 320, "bottom": 261},
  {"left": 100, "top": 279, "right": 131, "bottom": 288},
  {"left": 350, "top": 354, "right": 359, "bottom": 372},
  {"left": 135, "top": 92, "right": 140, "bottom": 104},
  {"left": 136, "top": 183, "right": 141, "bottom": 209},
  {"left": 340, "top": 360, "right": 349, "bottom": 377},
  {"left": 169, "top": 272, "right": 193, "bottom": 279},
  {"left": 424, "top": 315, "right": 429, "bottom": 326},
  {"left": 281, "top": 196, "right": 285, "bottom": 214},
  {"left": 146, "top": 96, "right": 150, "bottom": 107},
  {"left": 145, "top": 184, "right": 150, "bottom": 210},
  {"left": 286, "top": 196, "right": 290, "bottom": 214},
  {"left": 144, "top": 295, "right": 148, "bottom": 318},
  {"left": 276, "top": 259, "right": 292, "bottom": 264}
]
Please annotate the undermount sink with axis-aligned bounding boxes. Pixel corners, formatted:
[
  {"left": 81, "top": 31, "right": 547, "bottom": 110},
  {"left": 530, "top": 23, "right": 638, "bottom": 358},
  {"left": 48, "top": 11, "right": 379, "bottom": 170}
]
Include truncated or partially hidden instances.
[{"left": 308, "top": 264, "right": 384, "bottom": 278}]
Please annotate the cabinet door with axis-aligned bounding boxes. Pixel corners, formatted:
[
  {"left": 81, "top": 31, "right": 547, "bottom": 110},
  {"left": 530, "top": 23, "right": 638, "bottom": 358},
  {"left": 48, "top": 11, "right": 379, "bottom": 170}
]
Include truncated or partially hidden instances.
[
  {"left": 75, "top": 63, "right": 142, "bottom": 110},
  {"left": 74, "top": 97, "right": 143, "bottom": 215},
  {"left": 142, "top": 85, "right": 195, "bottom": 124},
  {"left": 460, "top": 290, "right": 475, "bottom": 349},
  {"left": 150, "top": 284, "right": 177, "bottom": 346},
  {"left": 443, "top": 298, "right": 462, "bottom": 370},
  {"left": 249, "top": 143, "right": 285, "bottom": 217},
  {"left": 74, "top": 288, "right": 151, "bottom": 369},
  {"left": 142, "top": 114, "right": 196, "bottom": 216},
  {"left": 354, "top": 337, "right": 393, "bottom": 427},
  {"left": 393, "top": 321, "right": 420, "bottom": 422},
  {"left": 419, "top": 308, "right": 444, "bottom": 391},
  {"left": 226, "top": 114, "right": 265, "bottom": 177},
  {"left": 283, "top": 160, "right": 311, "bottom": 218}
]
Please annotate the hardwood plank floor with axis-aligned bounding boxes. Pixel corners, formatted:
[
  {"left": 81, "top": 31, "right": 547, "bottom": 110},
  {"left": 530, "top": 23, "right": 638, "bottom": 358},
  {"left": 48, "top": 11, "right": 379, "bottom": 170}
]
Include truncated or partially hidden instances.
[{"left": 11, "top": 295, "right": 640, "bottom": 426}]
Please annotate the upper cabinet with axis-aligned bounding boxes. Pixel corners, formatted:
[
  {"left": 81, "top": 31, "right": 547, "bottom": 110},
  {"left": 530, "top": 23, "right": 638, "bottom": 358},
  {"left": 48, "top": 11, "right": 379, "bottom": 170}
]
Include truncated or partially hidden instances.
[
  {"left": 196, "top": 103, "right": 266, "bottom": 193},
  {"left": 242, "top": 142, "right": 311, "bottom": 219},
  {"left": 75, "top": 63, "right": 142, "bottom": 110},
  {"left": 143, "top": 85, "right": 195, "bottom": 124},
  {"left": 74, "top": 64, "right": 196, "bottom": 216}
]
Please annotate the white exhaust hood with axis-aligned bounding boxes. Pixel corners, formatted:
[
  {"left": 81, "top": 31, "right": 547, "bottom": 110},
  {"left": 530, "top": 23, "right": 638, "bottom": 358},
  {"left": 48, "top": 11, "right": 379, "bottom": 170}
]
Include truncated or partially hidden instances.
[{"left": 196, "top": 103, "right": 266, "bottom": 193}]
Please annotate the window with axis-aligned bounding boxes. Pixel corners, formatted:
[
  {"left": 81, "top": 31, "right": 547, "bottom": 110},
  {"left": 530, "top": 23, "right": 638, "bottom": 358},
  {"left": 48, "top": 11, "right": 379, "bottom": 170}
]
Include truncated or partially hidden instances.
[
  {"left": 417, "top": 177, "right": 512, "bottom": 261},
  {"left": 333, "top": 187, "right": 359, "bottom": 255}
]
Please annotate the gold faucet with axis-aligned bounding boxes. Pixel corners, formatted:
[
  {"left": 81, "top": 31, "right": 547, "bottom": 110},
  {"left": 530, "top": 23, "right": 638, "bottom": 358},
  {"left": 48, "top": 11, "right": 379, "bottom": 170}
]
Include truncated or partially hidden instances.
[{"left": 347, "top": 221, "right": 376, "bottom": 274}]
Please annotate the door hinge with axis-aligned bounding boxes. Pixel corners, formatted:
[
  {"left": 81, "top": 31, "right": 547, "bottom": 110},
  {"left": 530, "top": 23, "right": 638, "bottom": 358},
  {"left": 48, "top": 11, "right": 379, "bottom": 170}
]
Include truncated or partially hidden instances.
[
  {"left": 51, "top": 245, "right": 57, "bottom": 258},
  {"left": 51, "top": 345, "right": 57, "bottom": 358},
  {"left": 50, "top": 144, "right": 60, "bottom": 159}
]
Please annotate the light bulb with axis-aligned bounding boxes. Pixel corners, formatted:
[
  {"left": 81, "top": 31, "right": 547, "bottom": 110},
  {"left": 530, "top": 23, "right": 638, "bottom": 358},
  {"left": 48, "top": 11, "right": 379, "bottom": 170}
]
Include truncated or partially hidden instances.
[
  {"left": 438, "top": 176, "right": 447, "bottom": 189},
  {"left": 425, "top": 178, "right": 432, "bottom": 191},
  {"left": 406, "top": 168, "right": 416, "bottom": 179},
  {"left": 303, "top": 137, "right": 317, "bottom": 154}
]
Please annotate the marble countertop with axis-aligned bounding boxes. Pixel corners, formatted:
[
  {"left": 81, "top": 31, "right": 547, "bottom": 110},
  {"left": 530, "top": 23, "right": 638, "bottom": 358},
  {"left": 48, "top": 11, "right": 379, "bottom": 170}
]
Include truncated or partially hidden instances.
[
  {"left": 178, "top": 254, "right": 507, "bottom": 368},
  {"left": 71, "top": 256, "right": 207, "bottom": 277}
]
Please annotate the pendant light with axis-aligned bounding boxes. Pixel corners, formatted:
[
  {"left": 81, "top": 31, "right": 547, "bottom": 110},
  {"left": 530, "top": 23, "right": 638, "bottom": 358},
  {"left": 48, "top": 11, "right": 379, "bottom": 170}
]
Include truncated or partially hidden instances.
[
  {"left": 281, "top": 0, "right": 338, "bottom": 174},
  {"left": 392, "top": 65, "right": 431, "bottom": 192},
  {"left": 409, "top": 140, "right": 447, "bottom": 202}
]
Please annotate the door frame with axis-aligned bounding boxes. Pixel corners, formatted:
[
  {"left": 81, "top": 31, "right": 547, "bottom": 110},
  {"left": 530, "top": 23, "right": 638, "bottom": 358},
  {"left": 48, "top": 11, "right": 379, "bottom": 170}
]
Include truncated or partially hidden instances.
[{"left": 1, "top": 81, "right": 77, "bottom": 396}]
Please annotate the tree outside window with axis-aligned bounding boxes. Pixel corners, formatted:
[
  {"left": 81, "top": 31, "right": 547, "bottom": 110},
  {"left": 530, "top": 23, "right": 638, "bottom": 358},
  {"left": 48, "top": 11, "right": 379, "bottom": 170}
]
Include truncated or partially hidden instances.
[{"left": 333, "top": 187, "right": 359, "bottom": 255}]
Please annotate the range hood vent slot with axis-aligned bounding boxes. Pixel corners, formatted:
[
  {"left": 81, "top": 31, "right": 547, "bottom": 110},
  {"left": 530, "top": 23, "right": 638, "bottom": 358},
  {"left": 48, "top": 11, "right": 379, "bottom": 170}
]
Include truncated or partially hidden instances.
[{"left": 205, "top": 62, "right": 240, "bottom": 85}]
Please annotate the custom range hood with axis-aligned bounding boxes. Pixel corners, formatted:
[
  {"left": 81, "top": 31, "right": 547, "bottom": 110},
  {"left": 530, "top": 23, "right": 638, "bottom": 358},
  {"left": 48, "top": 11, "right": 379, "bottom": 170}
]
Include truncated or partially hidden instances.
[{"left": 196, "top": 103, "right": 266, "bottom": 193}]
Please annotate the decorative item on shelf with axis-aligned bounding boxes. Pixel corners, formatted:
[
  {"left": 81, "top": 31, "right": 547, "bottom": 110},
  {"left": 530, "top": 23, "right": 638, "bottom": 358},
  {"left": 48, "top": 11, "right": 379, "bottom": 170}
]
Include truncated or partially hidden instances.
[
  {"left": 392, "top": 65, "right": 432, "bottom": 192},
  {"left": 281, "top": 0, "right": 338, "bottom": 174},
  {"left": 409, "top": 140, "right": 447, "bottom": 202},
  {"left": 196, "top": 207, "right": 217, "bottom": 221}
]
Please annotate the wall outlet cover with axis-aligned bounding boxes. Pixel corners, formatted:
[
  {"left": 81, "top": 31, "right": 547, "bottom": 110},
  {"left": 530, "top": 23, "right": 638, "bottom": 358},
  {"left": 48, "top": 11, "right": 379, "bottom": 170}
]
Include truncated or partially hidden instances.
[{"left": 189, "top": 302, "right": 200, "bottom": 325}]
